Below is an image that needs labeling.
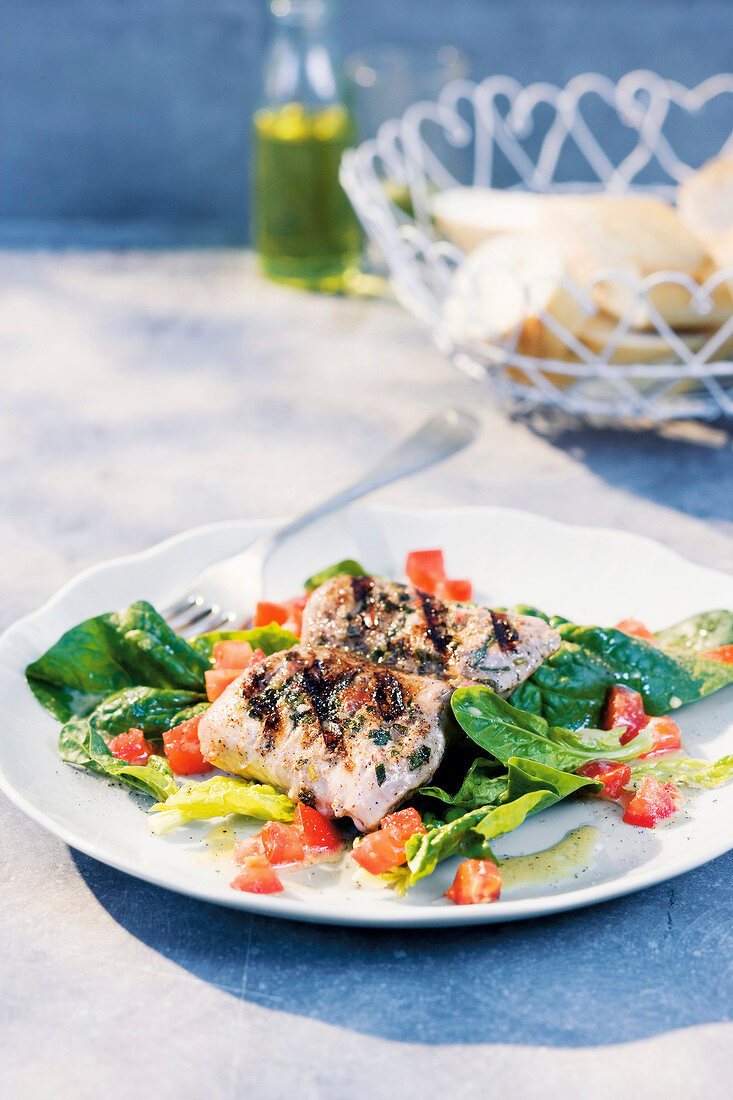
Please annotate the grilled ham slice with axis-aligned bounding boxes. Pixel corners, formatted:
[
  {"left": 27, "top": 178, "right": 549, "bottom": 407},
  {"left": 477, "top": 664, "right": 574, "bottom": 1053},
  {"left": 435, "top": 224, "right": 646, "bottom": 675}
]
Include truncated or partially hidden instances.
[
  {"left": 197, "top": 645, "right": 452, "bottom": 831},
  {"left": 301, "top": 575, "right": 561, "bottom": 695}
]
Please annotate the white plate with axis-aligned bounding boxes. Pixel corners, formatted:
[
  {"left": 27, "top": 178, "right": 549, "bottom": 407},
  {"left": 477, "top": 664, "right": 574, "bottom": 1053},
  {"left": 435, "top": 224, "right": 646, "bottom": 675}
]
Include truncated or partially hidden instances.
[{"left": 1, "top": 506, "right": 732, "bottom": 927}]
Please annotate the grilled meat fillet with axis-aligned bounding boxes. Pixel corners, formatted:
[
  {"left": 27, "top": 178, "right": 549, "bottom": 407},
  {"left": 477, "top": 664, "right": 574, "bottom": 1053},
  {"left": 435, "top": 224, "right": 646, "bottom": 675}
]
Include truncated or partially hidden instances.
[
  {"left": 197, "top": 644, "right": 452, "bottom": 831},
  {"left": 301, "top": 575, "right": 560, "bottom": 695}
]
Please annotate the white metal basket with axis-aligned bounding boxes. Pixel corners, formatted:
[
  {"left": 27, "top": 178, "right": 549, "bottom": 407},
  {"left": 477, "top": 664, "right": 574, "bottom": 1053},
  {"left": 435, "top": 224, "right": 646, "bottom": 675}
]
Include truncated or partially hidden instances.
[{"left": 341, "top": 71, "right": 733, "bottom": 423}]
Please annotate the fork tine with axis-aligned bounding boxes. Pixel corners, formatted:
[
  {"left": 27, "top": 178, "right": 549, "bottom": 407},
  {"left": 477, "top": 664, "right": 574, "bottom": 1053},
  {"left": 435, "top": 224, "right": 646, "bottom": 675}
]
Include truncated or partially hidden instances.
[
  {"left": 176, "top": 608, "right": 237, "bottom": 638},
  {"left": 171, "top": 601, "right": 217, "bottom": 632},
  {"left": 162, "top": 594, "right": 198, "bottom": 621}
]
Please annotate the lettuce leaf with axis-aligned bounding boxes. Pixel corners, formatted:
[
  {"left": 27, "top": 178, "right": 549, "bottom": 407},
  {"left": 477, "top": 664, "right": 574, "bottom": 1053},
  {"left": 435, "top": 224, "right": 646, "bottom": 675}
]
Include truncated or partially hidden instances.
[
  {"left": 26, "top": 600, "right": 209, "bottom": 721},
  {"left": 630, "top": 753, "right": 733, "bottom": 790},
  {"left": 510, "top": 621, "right": 733, "bottom": 729},
  {"left": 190, "top": 624, "right": 299, "bottom": 662},
  {"left": 148, "top": 775, "right": 295, "bottom": 834},
  {"left": 451, "top": 686, "right": 652, "bottom": 771},
  {"left": 419, "top": 758, "right": 508, "bottom": 815},
  {"left": 653, "top": 610, "right": 733, "bottom": 656},
  {"left": 304, "top": 559, "right": 367, "bottom": 592},
  {"left": 59, "top": 715, "right": 177, "bottom": 801}
]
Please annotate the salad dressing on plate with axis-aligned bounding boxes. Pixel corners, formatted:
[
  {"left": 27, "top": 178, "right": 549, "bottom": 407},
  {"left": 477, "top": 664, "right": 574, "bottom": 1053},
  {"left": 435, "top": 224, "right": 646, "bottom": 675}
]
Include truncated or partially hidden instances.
[{"left": 498, "top": 826, "right": 599, "bottom": 890}]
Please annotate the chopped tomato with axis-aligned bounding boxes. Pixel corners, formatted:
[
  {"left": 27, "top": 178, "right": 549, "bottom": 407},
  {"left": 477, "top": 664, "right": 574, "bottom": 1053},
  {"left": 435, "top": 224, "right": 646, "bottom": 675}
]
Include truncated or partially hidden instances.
[
  {"left": 577, "top": 760, "right": 632, "bottom": 799},
  {"left": 205, "top": 668, "right": 241, "bottom": 702},
  {"left": 622, "top": 776, "right": 679, "bottom": 828},
  {"left": 699, "top": 645, "right": 733, "bottom": 664},
  {"left": 614, "top": 618, "right": 656, "bottom": 642},
  {"left": 281, "top": 595, "right": 307, "bottom": 637},
  {"left": 352, "top": 829, "right": 407, "bottom": 875},
  {"left": 445, "top": 859, "right": 502, "bottom": 905},
  {"left": 352, "top": 808, "right": 426, "bottom": 874},
  {"left": 233, "top": 835, "right": 266, "bottom": 863},
  {"left": 162, "top": 716, "right": 213, "bottom": 775},
  {"left": 293, "top": 803, "right": 343, "bottom": 853},
  {"left": 212, "top": 640, "right": 254, "bottom": 670},
  {"left": 254, "top": 601, "right": 289, "bottom": 628},
  {"left": 637, "top": 715, "right": 682, "bottom": 759},
  {"left": 251, "top": 648, "right": 266, "bottom": 664},
  {"left": 108, "top": 728, "right": 156, "bottom": 766},
  {"left": 230, "top": 856, "right": 284, "bottom": 894},
  {"left": 260, "top": 822, "right": 305, "bottom": 866},
  {"left": 603, "top": 685, "right": 649, "bottom": 744},
  {"left": 405, "top": 549, "right": 446, "bottom": 594},
  {"left": 438, "top": 578, "right": 473, "bottom": 602}
]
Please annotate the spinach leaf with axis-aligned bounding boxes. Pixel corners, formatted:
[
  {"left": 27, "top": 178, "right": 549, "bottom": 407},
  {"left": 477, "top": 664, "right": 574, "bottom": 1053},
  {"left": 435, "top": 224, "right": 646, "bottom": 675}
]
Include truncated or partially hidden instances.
[
  {"left": 654, "top": 610, "right": 733, "bottom": 656},
  {"left": 452, "top": 686, "right": 651, "bottom": 771},
  {"left": 504, "top": 757, "right": 601, "bottom": 802},
  {"left": 90, "top": 687, "right": 205, "bottom": 740},
  {"left": 59, "top": 716, "right": 177, "bottom": 801},
  {"left": 304, "top": 559, "right": 367, "bottom": 592},
  {"left": 26, "top": 600, "right": 209, "bottom": 722},
  {"left": 419, "top": 757, "right": 508, "bottom": 815},
  {"left": 510, "top": 623, "right": 733, "bottom": 729},
  {"left": 191, "top": 624, "right": 299, "bottom": 662}
]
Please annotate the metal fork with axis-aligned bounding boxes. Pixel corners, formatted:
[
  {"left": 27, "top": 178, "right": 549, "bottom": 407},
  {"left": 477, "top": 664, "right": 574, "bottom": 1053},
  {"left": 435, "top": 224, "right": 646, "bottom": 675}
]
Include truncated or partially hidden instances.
[{"left": 164, "top": 407, "right": 479, "bottom": 635}]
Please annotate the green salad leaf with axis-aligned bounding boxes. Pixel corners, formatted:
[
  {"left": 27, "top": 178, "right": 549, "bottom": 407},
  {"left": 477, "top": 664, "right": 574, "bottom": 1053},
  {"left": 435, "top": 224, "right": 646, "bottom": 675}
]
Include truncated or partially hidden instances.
[
  {"left": 419, "top": 757, "right": 509, "bottom": 815},
  {"left": 190, "top": 624, "right": 299, "bottom": 662},
  {"left": 653, "top": 610, "right": 733, "bottom": 656},
  {"left": 451, "top": 686, "right": 652, "bottom": 771},
  {"left": 89, "top": 686, "right": 206, "bottom": 740},
  {"left": 26, "top": 600, "right": 210, "bottom": 721},
  {"left": 510, "top": 621, "right": 733, "bottom": 729},
  {"left": 148, "top": 775, "right": 295, "bottom": 834},
  {"left": 59, "top": 716, "right": 177, "bottom": 801},
  {"left": 304, "top": 559, "right": 367, "bottom": 592},
  {"left": 630, "top": 753, "right": 733, "bottom": 790}
]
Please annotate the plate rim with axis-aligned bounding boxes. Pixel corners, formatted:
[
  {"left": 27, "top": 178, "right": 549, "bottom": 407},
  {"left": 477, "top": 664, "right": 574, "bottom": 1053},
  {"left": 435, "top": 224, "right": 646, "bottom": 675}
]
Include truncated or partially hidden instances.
[{"left": 1, "top": 505, "right": 732, "bottom": 928}]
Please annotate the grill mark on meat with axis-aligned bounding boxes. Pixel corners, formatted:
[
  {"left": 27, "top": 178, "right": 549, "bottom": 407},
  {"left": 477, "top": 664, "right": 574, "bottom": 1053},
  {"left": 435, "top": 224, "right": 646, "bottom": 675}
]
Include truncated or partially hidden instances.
[
  {"left": 301, "top": 659, "right": 332, "bottom": 723},
  {"left": 351, "top": 575, "right": 375, "bottom": 606},
  {"left": 417, "top": 592, "right": 450, "bottom": 659},
  {"left": 490, "top": 610, "right": 520, "bottom": 653},
  {"left": 297, "top": 786, "right": 317, "bottom": 808},
  {"left": 374, "top": 670, "right": 405, "bottom": 721},
  {"left": 244, "top": 668, "right": 283, "bottom": 740}
]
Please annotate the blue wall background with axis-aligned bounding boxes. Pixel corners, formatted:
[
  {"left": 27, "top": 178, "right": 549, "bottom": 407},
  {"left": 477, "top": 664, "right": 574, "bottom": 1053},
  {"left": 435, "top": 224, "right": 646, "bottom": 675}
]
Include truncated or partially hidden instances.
[{"left": 1, "top": 0, "right": 731, "bottom": 247}]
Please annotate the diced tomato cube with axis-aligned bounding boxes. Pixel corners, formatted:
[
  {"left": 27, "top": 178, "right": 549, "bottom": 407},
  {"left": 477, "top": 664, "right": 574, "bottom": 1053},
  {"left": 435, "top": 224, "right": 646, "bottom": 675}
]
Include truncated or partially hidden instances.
[
  {"left": 108, "top": 728, "right": 156, "bottom": 766},
  {"left": 637, "top": 715, "right": 682, "bottom": 759},
  {"left": 233, "top": 835, "right": 267, "bottom": 864},
  {"left": 603, "top": 685, "right": 650, "bottom": 744},
  {"left": 405, "top": 549, "right": 446, "bottom": 595},
  {"left": 445, "top": 859, "right": 502, "bottom": 905},
  {"left": 380, "top": 807, "right": 427, "bottom": 845},
  {"left": 699, "top": 645, "right": 733, "bottom": 664},
  {"left": 260, "top": 822, "right": 305, "bottom": 866},
  {"left": 251, "top": 648, "right": 266, "bottom": 664},
  {"left": 438, "top": 578, "right": 473, "bottom": 602},
  {"left": 162, "top": 716, "right": 213, "bottom": 775},
  {"left": 614, "top": 618, "right": 656, "bottom": 642},
  {"left": 205, "top": 668, "right": 241, "bottom": 702},
  {"left": 230, "top": 856, "right": 284, "bottom": 894},
  {"left": 352, "top": 829, "right": 407, "bottom": 875},
  {"left": 622, "top": 776, "right": 679, "bottom": 828},
  {"left": 293, "top": 803, "right": 343, "bottom": 853},
  {"left": 577, "top": 760, "right": 632, "bottom": 799},
  {"left": 281, "top": 596, "right": 306, "bottom": 637},
  {"left": 254, "top": 601, "right": 289, "bottom": 627},
  {"left": 212, "top": 640, "right": 253, "bottom": 670}
]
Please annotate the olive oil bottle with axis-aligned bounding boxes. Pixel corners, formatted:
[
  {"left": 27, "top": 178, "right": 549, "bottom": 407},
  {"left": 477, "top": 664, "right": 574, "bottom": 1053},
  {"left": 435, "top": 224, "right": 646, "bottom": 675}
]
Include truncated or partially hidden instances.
[{"left": 252, "top": 0, "right": 362, "bottom": 292}]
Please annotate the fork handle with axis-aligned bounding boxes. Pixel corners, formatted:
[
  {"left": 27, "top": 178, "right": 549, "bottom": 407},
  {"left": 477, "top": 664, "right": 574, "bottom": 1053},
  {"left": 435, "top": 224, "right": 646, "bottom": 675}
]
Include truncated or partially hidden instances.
[{"left": 266, "top": 407, "right": 479, "bottom": 557}]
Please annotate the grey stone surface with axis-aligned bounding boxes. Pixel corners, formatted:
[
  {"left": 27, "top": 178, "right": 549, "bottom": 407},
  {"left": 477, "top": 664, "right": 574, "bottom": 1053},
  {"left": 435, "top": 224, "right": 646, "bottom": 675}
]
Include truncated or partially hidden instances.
[{"left": 1, "top": 251, "right": 732, "bottom": 1098}]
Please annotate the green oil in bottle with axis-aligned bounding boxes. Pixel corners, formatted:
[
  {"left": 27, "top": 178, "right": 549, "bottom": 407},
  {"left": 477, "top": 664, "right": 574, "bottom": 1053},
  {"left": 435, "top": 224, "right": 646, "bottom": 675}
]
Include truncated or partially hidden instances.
[{"left": 253, "top": 102, "right": 362, "bottom": 292}]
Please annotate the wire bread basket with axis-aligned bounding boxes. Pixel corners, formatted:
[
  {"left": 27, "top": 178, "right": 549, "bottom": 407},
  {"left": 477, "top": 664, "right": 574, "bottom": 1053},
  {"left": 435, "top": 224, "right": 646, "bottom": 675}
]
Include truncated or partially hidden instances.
[{"left": 341, "top": 71, "right": 733, "bottom": 423}]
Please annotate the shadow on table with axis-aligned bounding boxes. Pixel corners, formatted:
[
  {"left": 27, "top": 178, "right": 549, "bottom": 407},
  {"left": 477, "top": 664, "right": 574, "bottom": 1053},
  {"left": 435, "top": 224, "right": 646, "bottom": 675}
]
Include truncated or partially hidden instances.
[
  {"left": 526, "top": 414, "right": 733, "bottom": 525},
  {"left": 72, "top": 847, "right": 732, "bottom": 1047}
]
